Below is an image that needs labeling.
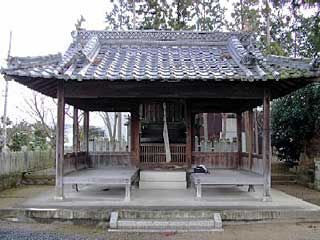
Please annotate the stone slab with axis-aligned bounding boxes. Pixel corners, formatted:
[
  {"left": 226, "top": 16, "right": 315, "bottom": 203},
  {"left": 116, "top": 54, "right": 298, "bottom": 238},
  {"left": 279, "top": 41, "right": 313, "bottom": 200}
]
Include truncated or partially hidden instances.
[
  {"left": 117, "top": 219, "right": 215, "bottom": 229},
  {"left": 214, "top": 212, "right": 222, "bottom": 229},
  {"left": 110, "top": 211, "right": 118, "bottom": 229}
]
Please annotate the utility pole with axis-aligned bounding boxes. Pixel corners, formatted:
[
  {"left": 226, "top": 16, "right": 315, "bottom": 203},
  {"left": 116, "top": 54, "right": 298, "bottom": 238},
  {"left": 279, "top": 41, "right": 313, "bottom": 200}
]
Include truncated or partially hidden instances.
[
  {"left": 265, "top": 0, "right": 271, "bottom": 46},
  {"left": 133, "top": 0, "right": 136, "bottom": 30},
  {"left": 2, "top": 31, "right": 12, "bottom": 151},
  {"left": 240, "top": 0, "right": 244, "bottom": 31}
]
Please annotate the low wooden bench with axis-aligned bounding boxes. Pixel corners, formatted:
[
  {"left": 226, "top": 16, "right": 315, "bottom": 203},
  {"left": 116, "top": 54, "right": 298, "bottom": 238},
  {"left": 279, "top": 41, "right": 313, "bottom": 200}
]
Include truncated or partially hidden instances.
[
  {"left": 190, "top": 169, "right": 264, "bottom": 199},
  {"left": 64, "top": 168, "right": 138, "bottom": 201}
]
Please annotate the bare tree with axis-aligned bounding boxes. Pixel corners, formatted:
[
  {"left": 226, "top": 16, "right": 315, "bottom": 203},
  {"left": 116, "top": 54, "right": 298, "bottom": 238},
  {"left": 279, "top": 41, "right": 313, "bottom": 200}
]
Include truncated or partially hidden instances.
[
  {"left": 19, "top": 91, "right": 72, "bottom": 147},
  {"left": 99, "top": 112, "right": 119, "bottom": 144}
]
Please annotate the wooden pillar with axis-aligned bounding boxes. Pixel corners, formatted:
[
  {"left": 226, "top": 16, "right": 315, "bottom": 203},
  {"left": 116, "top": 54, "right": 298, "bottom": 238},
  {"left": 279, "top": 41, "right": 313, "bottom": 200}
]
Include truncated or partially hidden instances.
[
  {"left": 55, "top": 80, "right": 65, "bottom": 200},
  {"left": 263, "top": 87, "right": 272, "bottom": 201},
  {"left": 131, "top": 107, "right": 140, "bottom": 167},
  {"left": 236, "top": 113, "right": 242, "bottom": 169},
  {"left": 248, "top": 110, "right": 255, "bottom": 192},
  {"left": 83, "top": 111, "right": 89, "bottom": 166},
  {"left": 191, "top": 113, "right": 196, "bottom": 154},
  {"left": 127, "top": 114, "right": 131, "bottom": 152},
  {"left": 246, "top": 111, "right": 251, "bottom": 152},
  {"left": 203, "top": 113, "right": 208, "bottom": 143},
  {"left": 254, "top": 109, "right": 259, "bottom": 154},
  {"left": 248, "top": 110, "right": 254, "bottom": 170},
  {"left": 186, "top": 102, "right": 192, "bottom": 169},
  {"left": 73, "top": 107, "right": 79, "bottom": 152}
]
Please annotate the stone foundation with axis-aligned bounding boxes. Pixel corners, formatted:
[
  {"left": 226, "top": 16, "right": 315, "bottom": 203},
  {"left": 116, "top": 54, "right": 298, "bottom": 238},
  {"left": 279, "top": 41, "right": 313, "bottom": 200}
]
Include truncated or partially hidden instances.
[{"left": 0, "top": 173, "right": 22, "bottom": 191}]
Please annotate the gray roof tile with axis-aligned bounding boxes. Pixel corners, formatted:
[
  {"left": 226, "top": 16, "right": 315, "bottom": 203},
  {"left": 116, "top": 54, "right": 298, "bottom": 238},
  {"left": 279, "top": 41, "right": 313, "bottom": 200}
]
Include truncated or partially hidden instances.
[{"left": 1, "top": 30, "right": 320, "bottom": 82}]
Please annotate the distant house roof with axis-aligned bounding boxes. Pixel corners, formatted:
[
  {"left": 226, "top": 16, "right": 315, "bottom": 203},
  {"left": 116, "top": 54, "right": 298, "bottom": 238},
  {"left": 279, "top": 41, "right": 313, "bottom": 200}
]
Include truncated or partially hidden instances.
[{"left": 2, "top": 30, "right": 320, "bottom": 82}]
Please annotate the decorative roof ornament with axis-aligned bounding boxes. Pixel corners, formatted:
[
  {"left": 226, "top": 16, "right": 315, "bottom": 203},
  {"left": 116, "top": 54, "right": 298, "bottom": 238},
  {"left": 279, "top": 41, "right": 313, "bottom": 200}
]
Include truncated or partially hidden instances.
[
  {"left": 241, "top": 35, "right": 259, "bottom": 66},
  {"left": 311, "top": 52, "right": 320, "bottom": 71},
  {"left": 75, "top": 15, "right": 86, "bottom": 31}
]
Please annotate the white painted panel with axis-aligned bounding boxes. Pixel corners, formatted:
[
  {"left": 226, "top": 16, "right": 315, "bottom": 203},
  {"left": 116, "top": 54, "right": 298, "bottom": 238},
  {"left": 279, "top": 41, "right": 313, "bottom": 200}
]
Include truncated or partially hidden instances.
[
  {"left": 140, "top": 171, "right": 186, "bottom": 181},
  {"left": 139, "top": 181, "right": 187, "bottom": 189}
]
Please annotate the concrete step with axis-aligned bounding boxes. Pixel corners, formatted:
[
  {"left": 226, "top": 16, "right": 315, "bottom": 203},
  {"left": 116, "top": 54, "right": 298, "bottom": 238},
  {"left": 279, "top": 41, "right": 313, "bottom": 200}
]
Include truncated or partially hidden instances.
[
  {"left": 139, "top": 170, "right": 187, "bottom": 189},
  {"left": 139, "top": 181, "right": 187, "bottom": 189},
  {"left": 272, "top": 180, "right": 297, "bottom": 185},
  {"left": 109, "top": 211, "right": 223, "bottom": 232},
  {"left": 140, "top": 170, "right": 186, "bottom": 182}
]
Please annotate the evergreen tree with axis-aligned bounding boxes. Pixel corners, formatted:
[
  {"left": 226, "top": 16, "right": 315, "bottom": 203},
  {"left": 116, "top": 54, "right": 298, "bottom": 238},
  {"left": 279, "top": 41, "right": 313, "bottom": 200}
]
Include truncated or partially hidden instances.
[
  {"left": 191, "top": 0, "right": 227, "bottom": 31},
  {"left": 137, "top": 0, "right": 171, "bottom": 30},
  {"left": 230, "top": 0, "right": 261, "bottom": 32},
  {"left": 106, "top": 0, "right": 134, "bottom": 30},
  {"left": 168, "top": 0, "right": 193, "bottom": 30}
]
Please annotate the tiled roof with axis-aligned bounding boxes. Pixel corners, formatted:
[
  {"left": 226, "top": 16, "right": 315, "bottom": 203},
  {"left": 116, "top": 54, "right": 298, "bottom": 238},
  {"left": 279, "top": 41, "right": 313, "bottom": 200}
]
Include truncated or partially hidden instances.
[{"left": 2, "top": 30, "right": 320, "bottom": 82}]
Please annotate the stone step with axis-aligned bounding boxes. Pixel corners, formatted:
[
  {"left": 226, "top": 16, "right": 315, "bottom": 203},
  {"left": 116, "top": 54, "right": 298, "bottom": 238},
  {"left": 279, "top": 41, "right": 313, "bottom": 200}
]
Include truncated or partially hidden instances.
[
  {"left": 109, "top": 211, "right": 223, "bottom": 232},
  {"left": 272, "top": 174, "right": 297, "bottom": 184},
  {"left": 140, "top": 170, "right": 186, "bottom": 182},
  {"left": 139, "top": 181, "right": 187, "bottom": 189}
]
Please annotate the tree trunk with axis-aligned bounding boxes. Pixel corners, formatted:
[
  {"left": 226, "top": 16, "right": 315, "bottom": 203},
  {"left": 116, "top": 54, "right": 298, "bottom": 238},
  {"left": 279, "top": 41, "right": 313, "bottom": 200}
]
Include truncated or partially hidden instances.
[{"left": 117, "top": 112, "right": 122, "bottom": 149}]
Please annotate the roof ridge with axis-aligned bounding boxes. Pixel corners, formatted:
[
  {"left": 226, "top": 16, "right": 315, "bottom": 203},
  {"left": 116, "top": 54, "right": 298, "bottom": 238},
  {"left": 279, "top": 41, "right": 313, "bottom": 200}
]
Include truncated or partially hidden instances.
[{"left": 74, "top": 30, "right": 252, "bottom": 45}]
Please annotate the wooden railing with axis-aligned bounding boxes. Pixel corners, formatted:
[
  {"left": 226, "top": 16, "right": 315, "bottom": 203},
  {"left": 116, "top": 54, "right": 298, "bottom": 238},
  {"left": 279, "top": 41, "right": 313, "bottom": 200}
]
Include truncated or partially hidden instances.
[
  {"left": 140, "top": 143, "right": 186, "bottom": 165},
  {"left": 240, "top": 152, "right": 263, "bottom": 174},
  {"left": 192, "top": 152, "right": 238, "bottom": 168},
  {"left": 88, "top": 152, "right": 132, "bottom": 168},
  {"left": 64, "top": 152, "right": 87, "bottom": 174}
]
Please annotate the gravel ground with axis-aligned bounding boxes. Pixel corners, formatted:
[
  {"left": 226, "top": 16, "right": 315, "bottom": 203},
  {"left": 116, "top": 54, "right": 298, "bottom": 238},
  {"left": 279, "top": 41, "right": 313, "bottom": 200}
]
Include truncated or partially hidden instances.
[
  {"left": 0, "top": 229, "right": 86, "bottom": 240},
  {"left": 0, "top": 220, "right": 320, "bottom": 240}
]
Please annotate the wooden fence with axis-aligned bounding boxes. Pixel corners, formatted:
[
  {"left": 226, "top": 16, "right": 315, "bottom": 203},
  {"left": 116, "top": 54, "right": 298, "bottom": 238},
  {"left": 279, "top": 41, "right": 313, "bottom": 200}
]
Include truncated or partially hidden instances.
[
  {"left": 0, "top": 149, "right": 55, "bottom": 176},
  {"left": 88, "top": 138, "right": 128, "bottom": 152}
]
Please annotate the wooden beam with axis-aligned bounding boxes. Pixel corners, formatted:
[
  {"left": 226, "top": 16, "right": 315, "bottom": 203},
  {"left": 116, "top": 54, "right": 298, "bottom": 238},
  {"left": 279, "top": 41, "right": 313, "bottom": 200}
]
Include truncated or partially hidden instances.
[
  {"left": 186, "top": 102, "right": 192, "bottom": 168},
  {"left": 262, "top": 87, "right": 272, "bottom": 201},
  {"left": 236, "top": 113, "right": 242, "bottom": 169},
  {"left": 73, "top": 107, "right": 80, "bottom": 152},
  {"left": 12, "top": 75, "right": 319, "bottom": 102},
  {"left": 64, "top": 81, "right": 266, "bottom": 99},
  {"left": 131, "top": 107, "right": 140, "bottom": 167},
  {"left": 248, "top": 110, "right": 254, "bottom": 170},
  {"left": 55, "top": 80, "right": 65, "bottom": 200}
]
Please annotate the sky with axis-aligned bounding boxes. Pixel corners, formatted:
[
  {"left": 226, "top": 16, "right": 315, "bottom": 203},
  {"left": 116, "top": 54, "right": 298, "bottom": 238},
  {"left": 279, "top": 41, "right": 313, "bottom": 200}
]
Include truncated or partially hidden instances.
[{"left": 0, "top": 0, "right": 109, "bottom": 127}]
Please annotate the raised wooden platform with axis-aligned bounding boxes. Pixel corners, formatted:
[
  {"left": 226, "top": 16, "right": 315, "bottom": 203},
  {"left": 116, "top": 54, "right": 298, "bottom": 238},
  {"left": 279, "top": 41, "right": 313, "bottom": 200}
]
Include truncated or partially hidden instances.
[
  {"left": 191, "top": 169, "right": 264, "bottom": 199},
  {"left": 63, "top": 168, "right": 138, "bottom": 201}
]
